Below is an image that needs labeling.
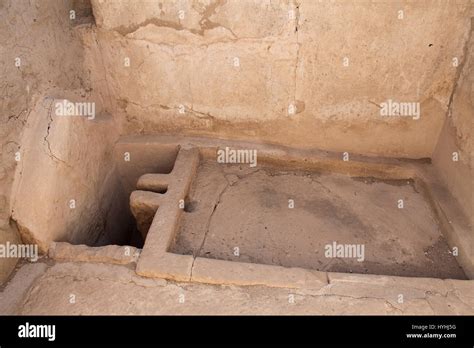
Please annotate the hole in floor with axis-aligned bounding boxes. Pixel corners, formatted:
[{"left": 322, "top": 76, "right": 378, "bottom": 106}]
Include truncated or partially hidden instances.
[{"left": 184, "top": 197, "right": 198, "bottom": 213}]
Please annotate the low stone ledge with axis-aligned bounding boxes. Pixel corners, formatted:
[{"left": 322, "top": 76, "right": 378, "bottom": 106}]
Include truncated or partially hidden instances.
[
  {"left": 191, "top": 257, "right": 328, "bottom": 289},
  {"left": 136, "top": 252, "right": 193, "bottom": 282},
  {"left": 327, "top": 272, "right": 452, "bottom": 300},
  {"left": 48, "top": 242, "right": 140, "bottom": 265},
  {"left": 136, "top": 173, "right": 169, "bottom": 192}
]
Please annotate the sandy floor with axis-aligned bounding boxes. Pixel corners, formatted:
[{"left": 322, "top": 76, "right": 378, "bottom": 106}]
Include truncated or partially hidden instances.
[{"left": 172, "top": 161, "right": 465, "bottom": 279}]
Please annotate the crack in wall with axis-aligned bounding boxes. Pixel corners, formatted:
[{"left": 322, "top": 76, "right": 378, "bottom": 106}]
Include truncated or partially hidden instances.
[
  {"left": 41, "top": 100, "right": 69, "bottom": 166},
  {"left": 442, "top": 17, "right": 473, "bottom": 157},
  {"left": 292, "top": 0, "right": 301, "bottom": 106},
  {"left": 446, "top": 17, "right": 472, "bottom": 120},
  {"left": 5, "top": 109, "right": 27, "bottom": 124}
]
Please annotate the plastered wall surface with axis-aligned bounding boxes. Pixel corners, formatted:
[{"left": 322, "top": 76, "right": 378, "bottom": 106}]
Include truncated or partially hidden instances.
[
  {"left": 433, "top": 27, "right": 473, "bottom": 224},
  {"left": 89, "top": 0, "right": 472, "bottom": 158},
  {"left": 0, "top": 0, "right": 116, "bottom": 282},
  {"left": 0, "top": 0, "right": 86, "bottom": 281}
]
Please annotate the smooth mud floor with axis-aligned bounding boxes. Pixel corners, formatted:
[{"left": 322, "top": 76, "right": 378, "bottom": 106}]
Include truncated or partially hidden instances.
[{"left": 171, "top": 160, "right": 466, "bottom": 279}]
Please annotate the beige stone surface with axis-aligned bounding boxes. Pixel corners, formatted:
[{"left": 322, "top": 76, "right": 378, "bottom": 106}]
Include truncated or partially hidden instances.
[
  {"left": 433, "top": 23, "right": 473, "bottom": 224},
  {"left": 10, "top": 95, "right": 121, "bottom": 252},
  {"left": 173, "top": 160, "right": 466, "bottom": 279},
  {"left": 130, "top": 190, "right": 164, "bottom": 237},
  {"left": 137, "top": 253, "right": 194, "bottom": 282},
  {"left": 1, "top": 0, "right": 472, "bottom": 317},
  {"left": 0, "top": 0, "right": 94, "bottom": 282},
  {"left": 88, "top": 0, "right": 472, "bottom": 158},
  {"left": 445, "top": 279, "right": 474, "bottom": 309},
  {"left": 115, "top": 137, "right": 471, "bottom": 286},
  {"left": 134, "top": 148, "right": 200, "bottom": 278},
  {"left": 116, "top": 134, "right": 418, "bottom": 178},
  {"left": 326, "top": 272, "right": 449, "bottom": 299},
  {"left": 0, "top": 262, "right": 48, "bottom": 314},
  {"left": 48, "top": 242, "right": 141, "bottom": 265},
  {"left": 430, "top": 21, "right": 474, "bottom": 278},
  {"left": 423, "top": 174, "right": 474, "bottom": 279},
  {"left": 191, "top": 257, "right": 328, "bottom": 289},
  {"left": 5, "top": 261, "right": 472, "bottom": 315}
]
